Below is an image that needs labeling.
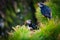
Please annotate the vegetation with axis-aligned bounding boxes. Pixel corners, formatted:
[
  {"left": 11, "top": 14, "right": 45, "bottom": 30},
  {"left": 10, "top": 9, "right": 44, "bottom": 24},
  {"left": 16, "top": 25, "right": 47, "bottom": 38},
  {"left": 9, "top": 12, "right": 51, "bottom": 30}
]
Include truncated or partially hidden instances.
[
  {"left": 0, "top": 0, "right": 60, "bottom": 40},
  {"left": 8, "top": 20, "right": 60, "bottom": 40}
]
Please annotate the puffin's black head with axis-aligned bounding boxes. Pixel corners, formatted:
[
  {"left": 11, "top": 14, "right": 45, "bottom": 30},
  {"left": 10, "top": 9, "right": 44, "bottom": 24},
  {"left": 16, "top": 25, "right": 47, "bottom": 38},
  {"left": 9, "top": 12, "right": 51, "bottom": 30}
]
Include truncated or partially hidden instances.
[{"left": 39, "top": 3, "right": 44, "bottom": 8}]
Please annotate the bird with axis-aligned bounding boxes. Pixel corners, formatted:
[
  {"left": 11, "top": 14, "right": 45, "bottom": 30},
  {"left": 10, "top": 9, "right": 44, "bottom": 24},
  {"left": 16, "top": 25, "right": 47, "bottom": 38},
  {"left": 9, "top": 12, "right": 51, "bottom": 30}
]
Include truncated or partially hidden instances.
[
  {"left": 38, "top": 2, "right": 52, "bottom": 19},
  {"left": 26, "top": 20, "right": 38, "bottom": 30}
]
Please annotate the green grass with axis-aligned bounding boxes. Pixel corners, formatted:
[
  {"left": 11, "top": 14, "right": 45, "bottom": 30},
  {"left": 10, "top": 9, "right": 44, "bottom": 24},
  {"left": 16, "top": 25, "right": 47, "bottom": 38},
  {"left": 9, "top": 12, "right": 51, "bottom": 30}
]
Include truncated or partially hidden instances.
[
  {"left": 8, "top": 19, "right": 60, "bottom": 40},
  {"left": 8, "top": 25, "right": 30, "bottom": 40}
]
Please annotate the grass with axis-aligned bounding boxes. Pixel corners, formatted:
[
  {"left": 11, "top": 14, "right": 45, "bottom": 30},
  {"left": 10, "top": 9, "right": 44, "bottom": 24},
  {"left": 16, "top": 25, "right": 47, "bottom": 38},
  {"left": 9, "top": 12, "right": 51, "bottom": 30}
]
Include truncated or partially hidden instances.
[
  {"left": 8, "top": 25, "right": 30, "bottom": 40},
  {"left": 8, "top": 19, "right": 60, "bottom": 40}
]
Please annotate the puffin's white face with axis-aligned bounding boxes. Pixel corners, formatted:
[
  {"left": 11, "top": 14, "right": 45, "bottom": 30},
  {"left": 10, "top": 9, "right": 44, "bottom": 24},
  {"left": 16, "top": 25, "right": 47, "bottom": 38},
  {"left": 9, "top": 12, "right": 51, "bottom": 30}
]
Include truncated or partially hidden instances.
[
  {"left": 26, "top": 20, "right": 31, "bottom": 24},
  {"left": 38, "top": 3, "right": 43, "bottom": 7}
]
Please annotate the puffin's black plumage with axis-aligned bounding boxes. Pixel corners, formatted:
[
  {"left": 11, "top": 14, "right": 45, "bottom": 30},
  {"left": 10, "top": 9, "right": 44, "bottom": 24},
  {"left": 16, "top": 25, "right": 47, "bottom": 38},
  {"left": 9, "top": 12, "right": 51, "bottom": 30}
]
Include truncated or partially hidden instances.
[{"left": 40, "top": 3, "right": 52, "bottom": 19}]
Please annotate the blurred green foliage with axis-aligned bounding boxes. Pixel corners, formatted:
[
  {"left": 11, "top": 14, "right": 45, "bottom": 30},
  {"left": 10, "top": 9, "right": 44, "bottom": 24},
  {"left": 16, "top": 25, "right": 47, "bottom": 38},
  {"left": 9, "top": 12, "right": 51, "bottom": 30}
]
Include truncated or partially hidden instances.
[
  {"left": 8, "top": 20, "right": 60, "bottom": 40},
  {"left": 1, "top": 0, "right": 59, "bottom": 27},
  {"left": 0, "top": 0, "right": 60, "bottom": 40}
]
